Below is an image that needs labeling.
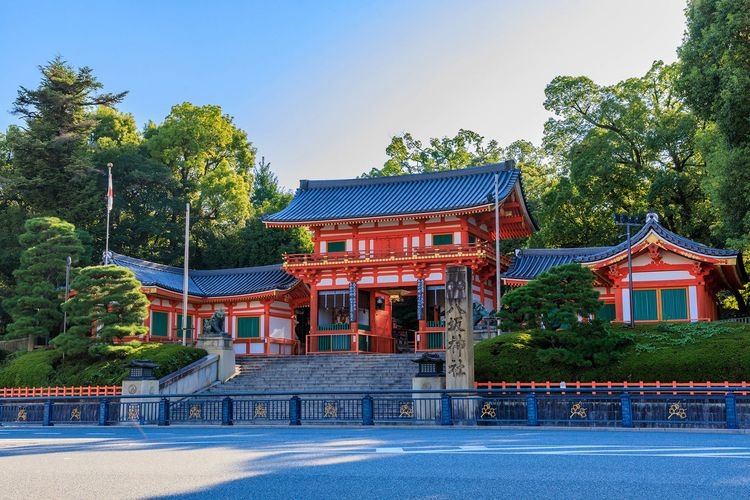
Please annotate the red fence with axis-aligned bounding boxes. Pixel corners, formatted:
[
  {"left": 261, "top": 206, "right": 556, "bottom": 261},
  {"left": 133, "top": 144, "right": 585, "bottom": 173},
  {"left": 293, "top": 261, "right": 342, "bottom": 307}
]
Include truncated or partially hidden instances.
[
  {"left": 0, "top": 385, "right": 122, "bottom": 398},
  {"left": 474, "top": 380, "right": 750, "bottom": 395}
]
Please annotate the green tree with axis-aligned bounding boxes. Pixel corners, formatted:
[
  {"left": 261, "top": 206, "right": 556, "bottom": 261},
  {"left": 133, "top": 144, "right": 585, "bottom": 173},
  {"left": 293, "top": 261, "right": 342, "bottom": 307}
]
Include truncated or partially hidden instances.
[
  {"left": 500, "top": 263, "right": 602, "bottom": 331},
  {"left": 363, "top": 129, "right": 504, "bottom": 177},
  {"left": 4, "top": 57, "right": 126, "bottom": 231},
  {"left": 678, "top": 0, "right": 750, "bottom": 244},
  {"left": 3, "top": 217, "right": 84, "bottom": 340},
  {"left": 54, "top": 265, "right": 149, "bottom": 355},
  {"left": 89, "top": 107, "right": 181, "bottom": 264},
  {"left": 537, "top": 61, "right": 716, "bottom": 247},
  {"left": 144, "top": 102, "right": 256, "bottom": 265},
  {"left": 201, "top": 159, "right": 312, "bottom": 268}
]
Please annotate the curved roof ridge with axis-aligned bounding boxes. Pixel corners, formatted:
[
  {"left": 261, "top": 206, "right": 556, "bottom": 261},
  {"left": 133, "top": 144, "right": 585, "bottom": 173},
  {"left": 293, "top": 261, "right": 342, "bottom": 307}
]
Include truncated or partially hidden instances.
[
  {"left": 518, "top": 247, "right": 609, "bottom": 256},
  {"left": 110, "top": 252, "right": 185, "bottom": 275},
  {"left": 579, "top": 217, "right": 739, "bottom": 263},
  {"left": 298, "top": 161, "right": 516, "bottom": 191},
  {"left": 110, "top": 252, "right": 298, "bottom": 298}
]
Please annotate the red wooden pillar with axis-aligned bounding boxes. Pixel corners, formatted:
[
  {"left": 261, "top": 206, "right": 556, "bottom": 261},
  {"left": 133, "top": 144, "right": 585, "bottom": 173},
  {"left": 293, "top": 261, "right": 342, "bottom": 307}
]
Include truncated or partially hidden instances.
[{"left": 263, "top": 300, "right": 272, "bottom": 354}]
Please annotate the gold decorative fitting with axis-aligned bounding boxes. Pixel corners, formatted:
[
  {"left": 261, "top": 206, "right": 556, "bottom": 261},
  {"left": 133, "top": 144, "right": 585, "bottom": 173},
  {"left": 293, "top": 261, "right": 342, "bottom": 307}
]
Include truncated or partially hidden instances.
[
  {"left": 70, "top": 408, "right": 81, "bottom": 421},
  {"left": 127, "top": 404, "right": 140, "bottom": 421},
  {"left": 16, "top": 407, "right": 27, "bottom": 422},
  {"left": 324, "top": 401, "right": 337, "bottom": 418},
  {"left": 480, "top": 402, "right": 497, "bottom": 418},
  {"left": 189, "top": 405, "right": 202, "bottom": 419},
  {"left": 570, "top": 402, "right": 587, "bottom": 419},
  {"left": 399, "top": 402, "right": 414, "bottom": 418},
  {"left": 668, "top": 402, "right": 687, "bottom": 420},
  {"left": 254, "top": 402, "right": 267, "bottom": 418}
]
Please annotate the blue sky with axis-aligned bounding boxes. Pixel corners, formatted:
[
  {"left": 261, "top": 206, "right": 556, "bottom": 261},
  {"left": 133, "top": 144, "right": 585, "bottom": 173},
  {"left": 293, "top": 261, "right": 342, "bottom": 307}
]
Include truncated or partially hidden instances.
[{"left": 0, "top": 0, "right": 688, "bottom": 189}]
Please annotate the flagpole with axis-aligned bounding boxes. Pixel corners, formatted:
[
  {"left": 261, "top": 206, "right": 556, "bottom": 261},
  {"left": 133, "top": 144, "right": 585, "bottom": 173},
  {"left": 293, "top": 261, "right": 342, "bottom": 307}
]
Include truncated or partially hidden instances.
[
  {"left": 494, "top": 172, "right": 502, "bottom": 336},
  {"left": 182, "top": 203, "right": 190, "bottom": 346},
  {"left": 105, "top": 162, "right": 113, "bottom": 264}
]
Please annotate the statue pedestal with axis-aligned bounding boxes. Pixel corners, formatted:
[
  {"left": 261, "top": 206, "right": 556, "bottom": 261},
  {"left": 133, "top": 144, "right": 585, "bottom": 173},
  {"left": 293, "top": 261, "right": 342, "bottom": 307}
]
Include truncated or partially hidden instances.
[{"left": 196, "top": 335, "right": 236, "bottom": 382}]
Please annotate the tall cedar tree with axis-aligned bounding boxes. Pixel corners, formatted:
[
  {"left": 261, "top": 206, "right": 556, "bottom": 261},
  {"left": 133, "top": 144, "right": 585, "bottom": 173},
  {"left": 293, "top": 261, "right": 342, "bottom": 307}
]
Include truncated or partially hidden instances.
[
  {"left": 6, "top": 57, "right": 126, "bottom": 231},
  {"left": 55, "top": 265, "right": 149, "bottom": 356},
  {"left": 3, "top": 217, "right": 84, "bottom": 340}
]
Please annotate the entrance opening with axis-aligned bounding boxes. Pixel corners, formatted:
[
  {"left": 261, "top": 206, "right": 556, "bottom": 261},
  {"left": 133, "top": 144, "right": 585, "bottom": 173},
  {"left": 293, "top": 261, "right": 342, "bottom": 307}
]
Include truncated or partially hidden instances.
[{"left": 392, "top": 294, "right": 417, "bottom": 352}]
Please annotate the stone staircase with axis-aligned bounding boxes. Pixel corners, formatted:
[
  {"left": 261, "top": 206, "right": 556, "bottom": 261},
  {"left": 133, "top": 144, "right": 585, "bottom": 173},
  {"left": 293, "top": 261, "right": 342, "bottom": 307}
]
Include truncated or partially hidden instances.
[{"left": 204, "top": 353, "right": 430, "bottom": 393}]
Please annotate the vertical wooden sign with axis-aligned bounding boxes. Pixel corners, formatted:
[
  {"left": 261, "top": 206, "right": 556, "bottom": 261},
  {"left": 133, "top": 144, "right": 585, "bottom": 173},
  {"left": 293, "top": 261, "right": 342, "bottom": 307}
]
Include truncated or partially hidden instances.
[{"left": 445, "top": 265, "right": 475, "bottom": 389}]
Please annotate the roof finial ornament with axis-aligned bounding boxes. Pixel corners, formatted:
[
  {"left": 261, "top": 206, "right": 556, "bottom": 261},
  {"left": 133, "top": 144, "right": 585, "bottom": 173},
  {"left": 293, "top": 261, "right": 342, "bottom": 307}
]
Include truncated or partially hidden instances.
[{"left": 646, "top": 213, "right": 659, "bottom": 223}]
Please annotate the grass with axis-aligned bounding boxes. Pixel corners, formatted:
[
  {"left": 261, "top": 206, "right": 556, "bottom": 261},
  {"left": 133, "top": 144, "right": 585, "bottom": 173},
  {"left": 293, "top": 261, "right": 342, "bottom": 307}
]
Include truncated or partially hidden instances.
[
  {"left": 0, "top": 342, "right": 207, "bottom": 387},
  {"left": 474, "top": 321, "right": 750, "bottom": 382}
]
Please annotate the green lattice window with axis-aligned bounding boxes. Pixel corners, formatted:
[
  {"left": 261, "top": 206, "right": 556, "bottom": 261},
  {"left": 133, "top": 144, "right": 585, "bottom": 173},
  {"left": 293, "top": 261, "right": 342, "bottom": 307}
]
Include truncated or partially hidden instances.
[
  {"left": 176, "top": 314, "right": 193, "bottom": 340},
  {"left": 151, "top": 311, "right": 168, "bottom": 337},
  {"left": 433, "top": 234, "right": 453, "bottom": 246},
  {"left": 633, "top": 290, "right": 658, "bottom": 321},
  {"left": 237, "top": 317, "right": 260, "bottom": 338},
  {"left": 597, "top": 304, "right": 616, "bottom": 322},
  {"left": 327, "top": 241, "right": 346, "bottom": 252},
  {"left": 661, "top": 288, "right": 688, "bottom": 320}
]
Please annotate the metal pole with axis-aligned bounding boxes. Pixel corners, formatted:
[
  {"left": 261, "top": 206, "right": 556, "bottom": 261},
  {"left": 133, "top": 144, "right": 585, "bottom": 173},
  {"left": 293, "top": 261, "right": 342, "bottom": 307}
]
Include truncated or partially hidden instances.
[
  {"left": 494, "top": 173, "right": 502, "bottom": 335},
  {"left": 182, "top": 203, "right": 190, "bottom": 346},
  {"left": 627, "top": 224, "right": 635, "bottom": 328},
  {"left": 104, "top": 162, "right": 112, "bottom": 264},
  {"left": 63, "top": 256, "right": 71, "bottom": 333}
]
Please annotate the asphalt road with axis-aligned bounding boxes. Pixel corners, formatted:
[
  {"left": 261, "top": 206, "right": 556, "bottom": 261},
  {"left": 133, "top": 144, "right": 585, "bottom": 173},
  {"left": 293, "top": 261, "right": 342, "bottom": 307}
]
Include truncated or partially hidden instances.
[{"left": 2, "top": 425, "right": 750, "bottom": 499}]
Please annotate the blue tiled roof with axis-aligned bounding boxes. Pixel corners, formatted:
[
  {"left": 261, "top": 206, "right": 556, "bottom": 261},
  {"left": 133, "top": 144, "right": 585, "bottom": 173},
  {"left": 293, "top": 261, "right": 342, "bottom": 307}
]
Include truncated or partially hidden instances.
[
  {"left": 502, "top": 248, "right": 608, "bottom": 280},
  {"left": 502, "top": 214, "right": 742, "bottom": 281},
  {"left": 265, "top": 162, "right": 523, "bottom": 224},
  {"left": 111, "top": 253, "right": 298, "bottom": 298},
  {"left": 580, "top": 214, "right": 739, "bottom": 262}
]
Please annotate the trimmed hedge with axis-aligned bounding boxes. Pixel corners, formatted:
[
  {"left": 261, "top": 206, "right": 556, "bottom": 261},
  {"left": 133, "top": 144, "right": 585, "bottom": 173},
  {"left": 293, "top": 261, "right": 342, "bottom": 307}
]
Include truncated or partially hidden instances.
[
  {"left": 0, "top": 342, "right": 207, "bottom": 387},
  {"left": 474, "top": 321, "right": 750, "bottom": 382}
]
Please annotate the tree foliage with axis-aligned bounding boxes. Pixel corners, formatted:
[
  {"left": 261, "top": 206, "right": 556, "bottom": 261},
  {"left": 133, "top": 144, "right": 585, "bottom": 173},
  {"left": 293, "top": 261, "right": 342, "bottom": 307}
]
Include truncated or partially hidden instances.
[
  {"left": 4, "top": 57, "right": 126, "bottom": 231},
  {"left": 678, "top": 0, "right": 750, "bottom": 244},
  {"left": 536, "top": 61, "right": 716, "bottom": 248},
  {"left": 54, "top": 265, "right": 149, "bottom": 355},
  {"left": 500, "top": 263, "right": 602, "bottom": 331},
  {"left": 3, "top": 217, "right": 83, "bottom": 340}
]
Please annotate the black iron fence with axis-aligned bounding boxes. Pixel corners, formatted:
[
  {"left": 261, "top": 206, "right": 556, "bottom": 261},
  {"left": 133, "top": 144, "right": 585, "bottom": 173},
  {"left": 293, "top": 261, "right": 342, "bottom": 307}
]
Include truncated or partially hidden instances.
[{"left": 1, "top": 388, "right": 748, "bottom": 429}]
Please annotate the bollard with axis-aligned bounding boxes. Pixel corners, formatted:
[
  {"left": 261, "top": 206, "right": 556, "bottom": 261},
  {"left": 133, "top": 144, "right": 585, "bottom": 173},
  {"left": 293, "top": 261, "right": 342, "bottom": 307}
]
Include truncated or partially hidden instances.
[
  {"left": 98, "top": 398, "right": 109, "bottom": 426},
  {"left": 221, "top": 397, "right": 234, "bottom": 426},
  {"left": 158, "top": 398, "right": 170, "bottom": 426},
  {"left": 620, "top": 392, "right": 633, "bottom": 428},
  {"left": 440, "top": 394, "right": 452, "bottom": 426},
  {"left": 362, "top": 395, "right": 374, "bottom": 426},
  {"left": 289, "top": 396, "right": 301, "bottom": 426},
  {"left": 725, "top": 392, "right": 738, "bottom": 430},
  {"left": 43, "top": 399, "right": 54, "bottom": 426},
  {"left": 526, "top": 392, "right": 538, "bottom": 426}
]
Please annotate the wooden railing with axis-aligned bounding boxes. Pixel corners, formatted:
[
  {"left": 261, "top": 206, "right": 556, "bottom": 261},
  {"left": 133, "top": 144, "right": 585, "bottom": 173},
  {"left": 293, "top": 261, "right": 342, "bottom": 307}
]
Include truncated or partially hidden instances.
[
  {"left": 415, "top": 330, "right": 445, "bottom": 352},
  {"left": 284, "top": 242, "right": 495, "bottom": 266},
  {"left": 474, "top": 380, "right": 750, "bottom": 395},
  {"left": 306, "top": 332, "right": 395, "bottom": 354},
  {"left": 0, "top": 385, "right": 122, "bottom": 398}
]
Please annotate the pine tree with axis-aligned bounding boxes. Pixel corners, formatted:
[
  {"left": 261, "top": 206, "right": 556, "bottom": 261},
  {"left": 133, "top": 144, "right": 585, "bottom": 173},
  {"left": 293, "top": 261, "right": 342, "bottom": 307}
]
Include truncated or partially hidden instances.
[
  {"left": 56, "top": 265, "right": 149, "bottom": 355},
  {"left": 3, "top": 217, "right": 84, "bottom": 340},
  {"left": 6, "top": 57, "right": 127, "bottom": 230}
]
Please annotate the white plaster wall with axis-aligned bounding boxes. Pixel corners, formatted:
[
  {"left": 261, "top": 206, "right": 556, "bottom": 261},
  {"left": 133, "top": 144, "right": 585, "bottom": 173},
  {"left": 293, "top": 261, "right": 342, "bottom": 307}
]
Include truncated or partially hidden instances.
[
  {"left": 269, "top": 317, "right": 290, "bottom": 339},
  {"left": 689, "top": 286, "right": 699, "bottom": 322},
  {"left": 377, "top": 275, "right": 399, "bottom": 283},
  {"left": 624, "top": 270, "right": 693, "bottom": 282},
  {"left": 622, "top": 289, "right": 631, "bottom": 323}
]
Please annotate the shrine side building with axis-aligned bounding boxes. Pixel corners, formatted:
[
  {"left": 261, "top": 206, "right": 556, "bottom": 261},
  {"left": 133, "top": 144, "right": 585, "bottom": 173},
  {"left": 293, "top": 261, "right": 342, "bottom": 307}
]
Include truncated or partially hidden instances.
[{"left": 502, "top": 213, "right": 747, "bottom": 323}]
